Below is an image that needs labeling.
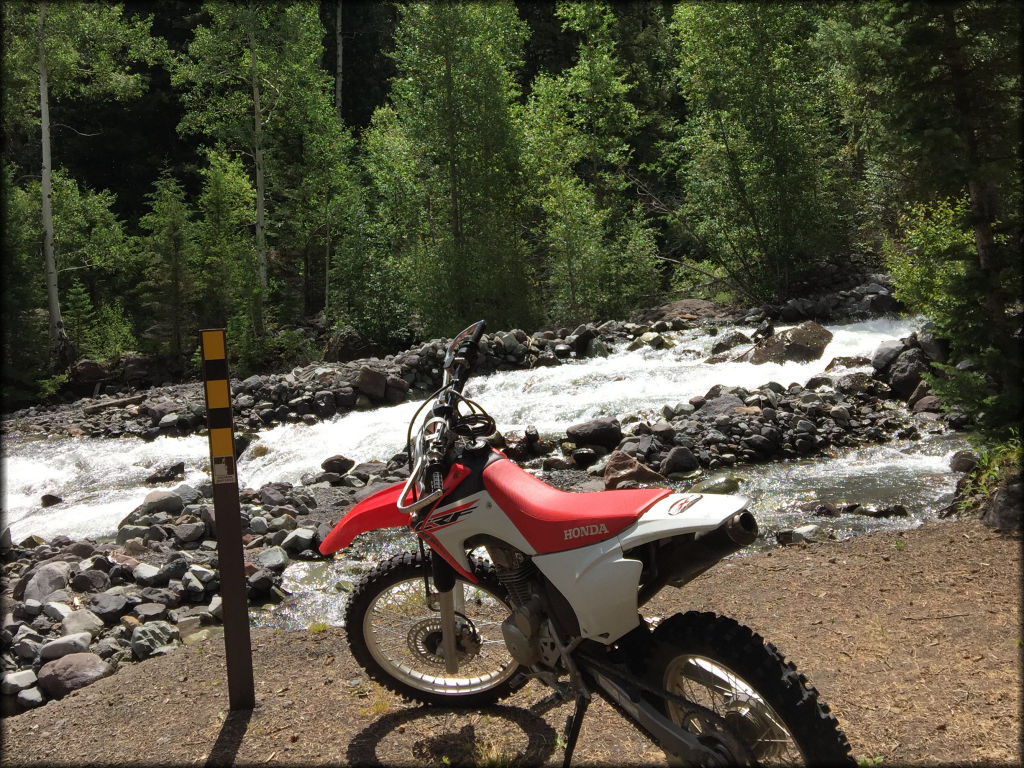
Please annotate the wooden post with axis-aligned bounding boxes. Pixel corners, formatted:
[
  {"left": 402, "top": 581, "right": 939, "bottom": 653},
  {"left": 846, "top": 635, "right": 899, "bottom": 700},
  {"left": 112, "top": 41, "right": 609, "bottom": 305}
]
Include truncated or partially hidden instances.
[{"left": 200, "top": 329, "right": 255, "bottom": 711}]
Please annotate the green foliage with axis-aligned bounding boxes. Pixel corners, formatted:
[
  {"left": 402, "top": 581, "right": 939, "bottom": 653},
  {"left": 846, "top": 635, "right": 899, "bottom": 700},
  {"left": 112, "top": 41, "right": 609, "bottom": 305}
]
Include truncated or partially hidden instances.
[
  {"left": 138, "top": 170, "right": 195, "bottom": 358},
  {"left": 670, "top": 3, "right": 847, "bottom": 303},
  {"left": 522, "top": 1, "right": 660, "bottom": 324},
  {"left": 364, "top": 1, "right": 536, "bottom": 336},
  {"left": 884, "top": 195, "right": 1022, "bottom": 431}
]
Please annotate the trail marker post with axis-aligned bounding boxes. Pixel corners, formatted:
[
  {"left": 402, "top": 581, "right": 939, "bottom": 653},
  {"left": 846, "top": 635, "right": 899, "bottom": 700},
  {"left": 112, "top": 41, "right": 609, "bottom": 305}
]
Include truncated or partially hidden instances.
[{"left": 199, "top": 329, "right": 255, "bottom": 711}]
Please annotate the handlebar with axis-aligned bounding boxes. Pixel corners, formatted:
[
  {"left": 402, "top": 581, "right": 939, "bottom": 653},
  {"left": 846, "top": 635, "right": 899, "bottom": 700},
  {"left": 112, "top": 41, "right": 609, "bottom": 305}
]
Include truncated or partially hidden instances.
[{"left": 396, "top": 321, "right": 487, "bottom": 517}]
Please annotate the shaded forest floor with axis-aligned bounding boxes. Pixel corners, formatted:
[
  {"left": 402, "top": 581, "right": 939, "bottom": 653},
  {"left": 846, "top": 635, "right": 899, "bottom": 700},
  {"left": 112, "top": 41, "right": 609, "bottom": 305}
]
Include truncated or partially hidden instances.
[{"left": 1, "top": 516, "right": 1019, "bottom": 767}]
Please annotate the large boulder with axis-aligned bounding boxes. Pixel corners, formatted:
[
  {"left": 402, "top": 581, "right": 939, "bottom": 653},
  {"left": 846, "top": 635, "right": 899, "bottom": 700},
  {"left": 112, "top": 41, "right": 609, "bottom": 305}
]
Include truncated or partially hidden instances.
[
  {"left": 37, "top": 653, "right": 113, "bottom": 699},
  {"left": 566, "top": 417, "right": 622, "bottom": 451},
  {"left": 887, "top": 348, "right": 929, "bottom": 400},
  {"left": 745, "top": 321, "right": 833, "bottom": 365}
]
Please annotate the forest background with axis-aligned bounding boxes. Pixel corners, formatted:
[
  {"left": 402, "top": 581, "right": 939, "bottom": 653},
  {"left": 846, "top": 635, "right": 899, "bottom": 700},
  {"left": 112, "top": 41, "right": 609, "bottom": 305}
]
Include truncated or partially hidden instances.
[{"left": 1, "top": 0, "right": 1020, "bottom": 436}]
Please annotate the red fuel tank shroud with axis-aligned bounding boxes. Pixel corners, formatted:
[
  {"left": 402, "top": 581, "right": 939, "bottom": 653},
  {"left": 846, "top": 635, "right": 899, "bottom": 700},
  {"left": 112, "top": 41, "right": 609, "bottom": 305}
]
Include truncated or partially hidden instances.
[{"left": 318, "top": 482, "right": 407, "bottom": 555}]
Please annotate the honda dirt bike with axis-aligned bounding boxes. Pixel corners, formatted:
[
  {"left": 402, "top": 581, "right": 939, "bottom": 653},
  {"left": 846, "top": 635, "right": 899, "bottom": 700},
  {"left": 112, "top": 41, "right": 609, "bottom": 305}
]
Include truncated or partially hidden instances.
[{"left": 319, "top": 321, "right": 854, "bottom": 766}]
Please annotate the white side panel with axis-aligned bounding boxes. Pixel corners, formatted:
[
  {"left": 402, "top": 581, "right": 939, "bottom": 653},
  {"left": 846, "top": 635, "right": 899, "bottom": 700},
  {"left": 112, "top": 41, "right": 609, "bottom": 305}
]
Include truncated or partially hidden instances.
[
  {"left": 617, "top": 493, "right": 749, "bottom": 551},
  {"left": 533, "top": 539, "right": 642, "bottom": 642},
  {"left": 431, "top": 490, "right": 536, "bottom": 572}
]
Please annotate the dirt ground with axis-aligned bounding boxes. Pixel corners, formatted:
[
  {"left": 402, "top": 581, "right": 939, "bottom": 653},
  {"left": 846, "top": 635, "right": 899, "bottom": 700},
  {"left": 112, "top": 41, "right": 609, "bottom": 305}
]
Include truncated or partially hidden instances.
[{"left": 1, "top": 516, "right": 1019, "bottom": 767}]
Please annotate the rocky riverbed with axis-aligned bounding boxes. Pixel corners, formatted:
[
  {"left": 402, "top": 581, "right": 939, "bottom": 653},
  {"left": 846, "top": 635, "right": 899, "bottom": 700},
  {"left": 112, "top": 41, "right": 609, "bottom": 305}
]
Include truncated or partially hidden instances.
[{"left": 6, "top": 273, "right": 1012, "bottom": 717}]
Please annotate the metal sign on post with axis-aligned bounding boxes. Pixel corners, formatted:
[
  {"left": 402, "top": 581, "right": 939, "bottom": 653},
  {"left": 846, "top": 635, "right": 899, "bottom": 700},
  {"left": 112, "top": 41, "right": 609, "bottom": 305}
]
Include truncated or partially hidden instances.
[{"left": 199, "top": 329, "right": 255, "bottom": 711}]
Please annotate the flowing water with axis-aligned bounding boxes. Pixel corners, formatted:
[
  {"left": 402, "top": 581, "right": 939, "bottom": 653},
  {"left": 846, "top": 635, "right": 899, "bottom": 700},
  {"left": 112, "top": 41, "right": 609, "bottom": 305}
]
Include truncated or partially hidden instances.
[{"left": 2, "top": 316, "right": 970, "bottom": 628}]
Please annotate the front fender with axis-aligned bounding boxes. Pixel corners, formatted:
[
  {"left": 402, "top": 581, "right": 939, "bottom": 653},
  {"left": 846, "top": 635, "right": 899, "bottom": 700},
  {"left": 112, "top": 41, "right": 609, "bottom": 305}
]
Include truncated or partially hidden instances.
[{"left": 318, "top": 481, "right": 409, "bottom": 555}]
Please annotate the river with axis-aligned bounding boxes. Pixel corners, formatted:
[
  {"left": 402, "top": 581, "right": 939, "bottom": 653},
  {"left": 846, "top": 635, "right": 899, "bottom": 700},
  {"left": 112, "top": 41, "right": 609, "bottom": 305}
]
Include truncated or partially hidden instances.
[{"left": 3, "top": 316, "right": 965, "bottom": 545}]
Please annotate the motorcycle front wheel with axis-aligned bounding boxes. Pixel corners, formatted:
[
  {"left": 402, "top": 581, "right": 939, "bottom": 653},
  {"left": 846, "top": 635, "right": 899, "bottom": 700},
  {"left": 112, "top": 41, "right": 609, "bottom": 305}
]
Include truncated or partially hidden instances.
[
  {"left": 646, "top": 611, "right": 854, "bottom": 766},
  {"left": 344, "top": 550, "right": 523, "bottom": 707}
]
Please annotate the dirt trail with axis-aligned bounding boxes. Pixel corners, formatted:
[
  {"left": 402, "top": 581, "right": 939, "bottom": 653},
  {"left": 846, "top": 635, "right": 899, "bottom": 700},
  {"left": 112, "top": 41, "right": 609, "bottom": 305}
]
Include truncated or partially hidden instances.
[{"left": 1, "top": 517, "right": 1019, "bottom": 767}]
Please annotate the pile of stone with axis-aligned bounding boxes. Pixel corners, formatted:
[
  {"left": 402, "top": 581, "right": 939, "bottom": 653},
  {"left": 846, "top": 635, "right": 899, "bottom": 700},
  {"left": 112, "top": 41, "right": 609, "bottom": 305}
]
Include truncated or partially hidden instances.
[{"left": 0, "top": 472, "right": 361, "bottom": 716}]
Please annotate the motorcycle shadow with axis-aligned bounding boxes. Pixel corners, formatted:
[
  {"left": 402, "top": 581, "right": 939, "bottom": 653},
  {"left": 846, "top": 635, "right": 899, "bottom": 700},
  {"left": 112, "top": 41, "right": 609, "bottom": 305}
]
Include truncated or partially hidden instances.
[{"left": 345, "top": 702, "right": 560, "bottom": 766}]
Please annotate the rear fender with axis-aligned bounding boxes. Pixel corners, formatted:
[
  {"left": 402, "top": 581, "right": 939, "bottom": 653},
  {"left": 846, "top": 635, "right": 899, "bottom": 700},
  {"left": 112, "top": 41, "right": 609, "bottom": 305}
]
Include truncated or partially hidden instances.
[{"left": 318, "top": 481, "right": 408, "bottom": 555}]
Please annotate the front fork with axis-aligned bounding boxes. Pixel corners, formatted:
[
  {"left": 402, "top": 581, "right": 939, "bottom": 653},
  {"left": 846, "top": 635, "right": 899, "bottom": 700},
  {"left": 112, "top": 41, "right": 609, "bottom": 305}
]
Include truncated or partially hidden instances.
[{"left": 431, "top": 554, "right": 464, "bottom": 674}]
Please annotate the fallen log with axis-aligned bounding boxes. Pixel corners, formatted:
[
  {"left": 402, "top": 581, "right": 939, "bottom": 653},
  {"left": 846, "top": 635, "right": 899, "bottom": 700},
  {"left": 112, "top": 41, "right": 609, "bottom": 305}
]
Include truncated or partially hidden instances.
[{"left": 81, "top": 394, "right": 147, "bottom": 415}]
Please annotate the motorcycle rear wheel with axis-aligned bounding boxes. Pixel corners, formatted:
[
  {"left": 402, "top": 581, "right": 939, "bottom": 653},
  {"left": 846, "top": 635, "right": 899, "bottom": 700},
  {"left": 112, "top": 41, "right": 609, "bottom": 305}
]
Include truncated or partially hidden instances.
[
  {"left": 646, "top": 611, "right": 854, "bottom": 766},
  {"left": 344, "top": 550, "right": 523, "bottom": 707}
]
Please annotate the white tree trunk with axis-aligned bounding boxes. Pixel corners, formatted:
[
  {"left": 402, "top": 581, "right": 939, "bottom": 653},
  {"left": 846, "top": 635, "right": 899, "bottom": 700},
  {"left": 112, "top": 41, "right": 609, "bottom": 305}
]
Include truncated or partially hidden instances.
[{"left": 38, "top": 2, "right": 74, "bottom": 367}]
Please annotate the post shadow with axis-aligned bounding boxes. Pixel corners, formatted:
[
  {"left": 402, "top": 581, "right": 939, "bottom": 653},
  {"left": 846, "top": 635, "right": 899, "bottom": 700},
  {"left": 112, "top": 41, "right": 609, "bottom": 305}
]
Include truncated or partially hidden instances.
[{"left": 205, "top": 707, "right": 254, "bottom": 767}]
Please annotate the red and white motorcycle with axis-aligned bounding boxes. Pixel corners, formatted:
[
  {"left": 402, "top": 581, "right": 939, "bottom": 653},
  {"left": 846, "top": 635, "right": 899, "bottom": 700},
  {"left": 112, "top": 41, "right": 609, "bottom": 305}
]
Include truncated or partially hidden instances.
[{"left": 319, "top": 321, "right": 853, "bottom": 766}]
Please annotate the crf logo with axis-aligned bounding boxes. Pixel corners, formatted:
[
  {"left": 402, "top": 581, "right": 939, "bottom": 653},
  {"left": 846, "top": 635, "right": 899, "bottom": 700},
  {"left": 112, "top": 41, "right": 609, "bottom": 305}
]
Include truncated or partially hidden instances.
[
  {"left": 422, "top": 501, "right": 476, "bottom": 531},
  {"left": 564, "top": 523, "right": 609, "bottom": 541}
]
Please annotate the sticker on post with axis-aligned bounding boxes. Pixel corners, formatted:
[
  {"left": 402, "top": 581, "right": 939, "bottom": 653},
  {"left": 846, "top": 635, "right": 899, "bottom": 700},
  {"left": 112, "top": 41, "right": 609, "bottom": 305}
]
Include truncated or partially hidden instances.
[{"left": 213, "top": 455, "right": 237, "bottom": 485}]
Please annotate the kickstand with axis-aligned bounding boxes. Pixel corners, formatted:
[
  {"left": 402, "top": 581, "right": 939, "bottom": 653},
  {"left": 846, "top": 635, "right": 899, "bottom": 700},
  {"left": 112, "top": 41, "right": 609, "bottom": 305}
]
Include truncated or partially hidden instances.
[{"left": 561, "top": 694, "right": 590, "bottom": 768}]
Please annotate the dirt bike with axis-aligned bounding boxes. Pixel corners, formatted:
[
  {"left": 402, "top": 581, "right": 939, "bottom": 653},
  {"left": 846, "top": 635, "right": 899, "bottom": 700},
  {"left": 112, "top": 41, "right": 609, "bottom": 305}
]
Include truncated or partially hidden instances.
[{"left": 319, "top": 320, "right": 854, "bottom": 766}]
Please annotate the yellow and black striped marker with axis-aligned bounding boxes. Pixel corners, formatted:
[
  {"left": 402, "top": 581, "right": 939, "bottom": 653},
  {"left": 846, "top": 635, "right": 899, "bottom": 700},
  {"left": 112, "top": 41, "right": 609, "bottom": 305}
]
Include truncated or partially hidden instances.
[{"left": 200, "top": 329, "right": 255, "bottom": 710}]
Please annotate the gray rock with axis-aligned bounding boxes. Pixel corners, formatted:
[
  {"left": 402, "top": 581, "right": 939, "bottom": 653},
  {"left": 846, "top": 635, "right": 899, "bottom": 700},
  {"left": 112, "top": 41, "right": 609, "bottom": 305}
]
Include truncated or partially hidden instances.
[
  {"left": 871, "top": 339, "right": 904, "bottom": 372},
  {"left": 659, "top": 446, "right": 700, "bottom": 475},
  {"left": 116, "top": 525, "right": 151, "bottom": 544},
  {"left": 746, "top": 322, "right": 833, "bottom": 365},
  {"left": 566, "top": 417, "right": 622, "bottom": 451},
  {"left": 281, "top": 528, "right": 315, "bottom": 554},
  {"left": 172, "top": 522, "right": 207, "bottom": 543},
  {"left": 89, "top": 593, "right": 129, "bottom": 624},
  {"left": 43, "top": 601, "right": 74, "bottom": 621},
  {"left": 172, "top": 484, "right": 202, "bottom": 506},
  {"left": 37, "top": 653, "right": 113, "bottom": 698},
  {"left": 130, "top": 621, "right": 180, "bottom": 660},
  {"left": 355, "top": 367, "right": 388, "bottom": 400},
  {"left": 321, "top": 455, "right": 355, "bottom": 475},
  {"left": 949, "top": 450, "right": 979, "bottom": 474},
  {"left": 40, "top": 632, "right": 93, "bottom": 660},
  {"left": 260, "top": 485, "right": 287, "bottom": 507},
  {"left": 979, "top": 481, "right": 1022, "bottom": 533},
  {"left": 62, "top": 609, "right": 105, "bottom": 638},
  {"left": 17, "top": 686, "right": 46, "bottom": 709},
  {"left": 21, "top": 562, "right": 72, "bottom": 603},
  {"left": 138, "top": 489, "right": 185, "bottom": 515},
  {"left": 132, "top": 562, "right": 167, "bottom": 587},
  {"left": 603, "top": 450, "right": 668, "bottom": 490},
  {"left": 71, "top": 568, "right": 111, "bottom": 594},
  {"left": 249, "top": 516, "right": 269, "bottom": 534},
  {"left": 887, "top": 348, "right": 929, "bottom": 399},
  {"left": 132, "top": 602, "right": 168, "bottom": 622},
  {"left": 1, "top": 669, "right": 38, "bottom": 694},
  {"left": 256, "top": 546, "right": 290, "bottom": 571}
]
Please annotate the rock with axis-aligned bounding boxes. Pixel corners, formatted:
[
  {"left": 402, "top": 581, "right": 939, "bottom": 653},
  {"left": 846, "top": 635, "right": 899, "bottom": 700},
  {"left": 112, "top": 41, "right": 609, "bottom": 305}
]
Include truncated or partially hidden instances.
[
  {"left": 130, "top": 621, "right": 180, "bottom": 660},
  {"left": 20, "top": 562, "right": 72, "bottom": 603},
  {"left": 43, "top": 601, "right": 74, "bottom": 621},
  {"left": 132, "top": 603, "right": 168, "bottom": 622},
  {"left": 145, "top": 461, "right": 185, "bottom": 484},
  {"left": 132, "top": 563, "right": 168, "bottom": 587},
  {"left": 858, "top": 505, "right": 909, "bottom": 518},
  {"left": 746, "top": 321, "right": 833, "bottom": 364},
  {"left": 887, "top": 348, "right": 929, "bottom": 399},
  {"left": 40, "top": 632, "right": 93, "bottom": 661},
  {"left": 710, "top": 330, "right": 751, "bottom": 355},
  {"left": 62, "top": 609, "right": 105, "bottom": 638},
  {"left": 871, "top": 340, "right": 904, "bottom": 372},
  {"left": 603, "top": 450, "right": 667, "bottom": 490},
  {"left": 566, "top": 417, "right": 622, "bottom": 451},
  {"left": 172, "top": 522, "right": 206, "bottom": 543},
  {"left": 912, "top": 395, "right": 942, "bottom": 413},
  {"left": 137, "top": 489, "right": 185, "bottom": 516},
  {"left": 281, "top": 528, "right": 315, "bottom": 554},
  {"left": 1, "top": 669, "right": 38, "bottom": 695},
  {"left": 321, "top": 455, "right": 355, "bottom": 475},
  {"left": 256, "top": 546, "right": 290, "bottom": 571},
  {"left": 89, "top": 593, "right": 130, "bottom": 624},
  {"left": 41, "top": 493, "right": 63, "bottom": 508},
  {"left": 949, "top": 450, "right": 979, "bottom": 474},
  {"left": 71, "top": 569, "right": 111, "bottom": 593},
  {"left": 355, "top": 367, "right": 388, "bottom": 400},
  {"left": 689, "top": 475, "right": 744, "bottom": 494},
  {"left": 978, "top": 481, "right": 1022, "bottom": 533},
  {"left": 17, "top": 686, "right": 45, "bottom": 709},
  {"left": 37, "top": 653, "right": 113, "bottom": 699},
  {"left": 659, "top": 446, "right": 700, "bottom": 475}
]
